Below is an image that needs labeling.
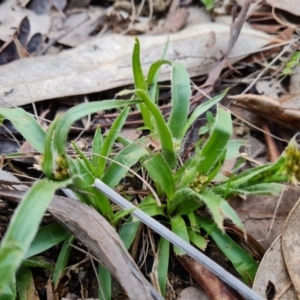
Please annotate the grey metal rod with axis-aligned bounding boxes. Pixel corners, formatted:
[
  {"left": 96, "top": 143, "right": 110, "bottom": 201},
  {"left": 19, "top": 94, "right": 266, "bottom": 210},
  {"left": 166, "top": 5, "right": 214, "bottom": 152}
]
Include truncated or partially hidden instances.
[{"left": 94, "top": 179, "right": 264, "bottom": 300}]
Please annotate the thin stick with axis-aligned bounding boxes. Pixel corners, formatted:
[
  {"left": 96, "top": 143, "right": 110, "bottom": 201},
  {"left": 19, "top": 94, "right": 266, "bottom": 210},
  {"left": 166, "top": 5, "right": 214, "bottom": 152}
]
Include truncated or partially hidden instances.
[
  {"left": 242, "top": 39, "right": 296, "bottom": 94},
  {"left": 258, "top": 186, "right": 286, "bottom": 243},
  {"left": 222, "top": 104, "right": 288, "bottom": 142}
]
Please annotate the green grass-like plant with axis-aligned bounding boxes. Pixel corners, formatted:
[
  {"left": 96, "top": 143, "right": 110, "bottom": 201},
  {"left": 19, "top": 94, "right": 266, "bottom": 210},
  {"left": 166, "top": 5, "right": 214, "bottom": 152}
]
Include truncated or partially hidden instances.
[{"left": 0, "top": 38, "right": 298, "bottom": 299}]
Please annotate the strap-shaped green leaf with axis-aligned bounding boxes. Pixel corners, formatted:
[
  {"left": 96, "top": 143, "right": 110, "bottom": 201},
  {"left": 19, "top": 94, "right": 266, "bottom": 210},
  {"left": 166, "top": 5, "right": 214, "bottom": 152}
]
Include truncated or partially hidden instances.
[
  {"left": 72, "top": 141, "right": 96, "bottom": 177},
  {"left": 0, "top": 108, "right": 46, "bottom": 153},
  {"left": 43, "top": 116, "right": 62, "bottom": 178},
  {"left": 25, "top": 223, "right": 71, "bottom": 259},
  {"left": 147, "top": 59, "right": 172, "bottom": 87},
  {"left": 197, "top": 105, "right": 232, "bottom": 175},
  {"left": 102, "top": 137, "right": 149, "bottom": 188},
  {"left": 167, "top": 187, "right": 202, "bottom": 216},
  {"left": 0, "top": 178, "right": 71, "bottom": 293},
  {"left": 183, "top": 90, "right": 228, "bottom": 136},
  {"left": 138, "top": 196, "right": 166, "bottom": 217},
  {"left": 168, "top": 62, "right": 191, "bottom": 140},
  {"left": 52, "top": 99, "right": 140, "bottom": 156},
  {"left": 197, "top": 216, "right": 258, "bottom": 284},
  {"left": 111, "top": 208, "right": 135, "bottom": 226},
  {"left": 16, "top": 266, "right": 36, "bottom": 300},
  {"left": 23, "top": 257, "right": 53, "bottom": 269},
  {"left": 91, "top": 127, "right": 103, "bottom": 169},
  {"left": 213, "top": 155, "right": 286, "bottom": 197},
  {"left": 155, "top": 237, "right": 170, "bottom": 297},
  {"left": 0, "top": 279, "right": 16, "bottom": 300},
  {"left": 98, "top": 265, "right": 111, "bottom": 300},
  {"left": 187, "top": 228, "right": 207, "bottom": 251},
  {"left": 170, "top": 215, "right": 189, "bottom": 255},
  {"left": 147, "top": 40, "right": 171, "bottom": 103},
  {"left": 132, "top": 38, "right": 148, "bottom": 92},
  {"left": 119, "top": 217, "right": 140, "bottom": 250},
  {"left": 132, "top": 38, "right": 152, "bottom": 129},
  {"left": 135, "top": 90, "right": 176, "bottom": 168},
  {"left": 53, "top": 236, "right": 75, "bottom": 288},
  {"left": 97, "top": 107, "right": 130, "bottom": 177},
  {"left": 198, "top": 190, "right": 243, "bottom": 231},
  {"left": 144, "top": 153, "right": 175, "bottom": 200}
]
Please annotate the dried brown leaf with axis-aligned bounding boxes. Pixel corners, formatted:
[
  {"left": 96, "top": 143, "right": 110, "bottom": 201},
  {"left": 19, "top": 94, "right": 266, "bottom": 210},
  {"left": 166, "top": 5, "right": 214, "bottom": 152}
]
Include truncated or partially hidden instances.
[
  {"left": 266, "top": 0, "right": 300, "bottom": 16},
  {"left": 47, "top": 7, "right": 105, "bottom": 47},
  {"left": 161, "top": 0, "right": 189, "bottom": 33},
  {"left": 228, "top": 94, "right": 300, "bottom": 129},
  {"left": 0, "top": 0, "right": 50, "bottom": 43},
  {"left": 282, "top": 197, "right": 300, "bottom": 299},
  {"left": 0, "top": 23, "right": 272, "bottom": 107},
  {"left": 228, "top": 187, "right": 300, "bottom": 250},
  {"left": 253, "top": 235, "right": 297, "bottom": 300}
]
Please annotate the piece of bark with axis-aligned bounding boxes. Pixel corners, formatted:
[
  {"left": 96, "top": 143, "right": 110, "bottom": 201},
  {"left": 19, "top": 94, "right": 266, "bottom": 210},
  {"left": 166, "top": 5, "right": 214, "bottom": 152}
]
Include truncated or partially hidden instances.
[{"left": 0, "top": 188, "right": 162, "bottom": 300}]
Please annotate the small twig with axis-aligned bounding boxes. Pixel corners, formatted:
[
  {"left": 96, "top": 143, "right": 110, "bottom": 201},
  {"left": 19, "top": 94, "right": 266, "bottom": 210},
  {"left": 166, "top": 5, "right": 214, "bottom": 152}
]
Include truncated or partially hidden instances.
[
  {"left": 0, "top": 179, "right": 33, "bottom": 186},
  {"left": 242, "top": 39, "right": 297, "bottom": 94},
  {"left": 7, "top": 160, "right": 27, "bottom": 176},
  {"left": 261, "top": 120, "right": 280, "bottom": 162},
  {"left": 222, "top": 104, "right": 288, "bottom": 142},
  {"left": 258, "top": 187, "right": 286, "bottom": 243},
  {"left": 130, "top": 223, "right": 143, "bottom": 262},
  {"left": 1, "top": 124, "right": 21, "bottom": 148},
  {"left": 271, "top": 44, "right": 298, "bottom": 77}
]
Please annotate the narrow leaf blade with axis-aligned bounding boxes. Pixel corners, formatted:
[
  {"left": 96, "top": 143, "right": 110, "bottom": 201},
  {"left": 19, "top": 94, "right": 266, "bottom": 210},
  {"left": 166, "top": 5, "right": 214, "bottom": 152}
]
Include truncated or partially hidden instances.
[
  {"left": 198, "top": 216, "right": 258, "bottom": 284},
  {"left": 25, "top": 223, "right": 71, "bottom": 259},
  {"left": 98, "top": 107, "right": 130, "bottom": 176},
  {"left": 0, "top": 178, "right": 71, "bottom": 293},
  {"left": 197, "top": 105, "right": 232, "bottom": 174},
  {"left": 0, "top": 108, "right": 46, "bottom": 153},
  {"left": 135, "top": 90, "right": 176, "bottom": 167},
  {"left": 168, "top": 62, "right": 191, "bottom": 140},
  {"left": 144, "top": 153, "right": 175, "bottom": 200},
  {"left": 170, "top": 215, "right": 189, "bottom": 255},
  {"left": 184, "top": 90, "right": 228, "bottom": 135}
]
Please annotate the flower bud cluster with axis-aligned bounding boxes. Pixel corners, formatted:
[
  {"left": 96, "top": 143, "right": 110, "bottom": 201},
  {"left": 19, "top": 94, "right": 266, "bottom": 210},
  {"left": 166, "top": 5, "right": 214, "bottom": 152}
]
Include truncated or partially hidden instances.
[
  {"left": 189, "top": 174, "right": 209, "bottom": 193},
  {"left": 53, "top": 155, "right": 70, "bottom": 180},
  {"left": 283, "top": 144, "right": 300, "bottom": 185}
]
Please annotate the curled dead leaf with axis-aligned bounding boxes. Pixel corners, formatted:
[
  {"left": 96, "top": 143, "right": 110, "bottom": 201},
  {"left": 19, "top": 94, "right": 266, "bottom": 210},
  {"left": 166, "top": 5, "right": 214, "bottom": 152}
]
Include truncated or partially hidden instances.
[
  {"left": 228, "top": 94, "right": 300, "bottom": 129},
  {"left": 282, "top": 197, "right": 300, "bottom": 299},
  {"left": 253, "top": 235, "right": 297, "bottom": 300}
]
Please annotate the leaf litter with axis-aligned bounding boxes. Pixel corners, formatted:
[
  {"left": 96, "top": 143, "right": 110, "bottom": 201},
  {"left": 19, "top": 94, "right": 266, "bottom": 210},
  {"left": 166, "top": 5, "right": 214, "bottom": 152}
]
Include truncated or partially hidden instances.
[{"left": 1, "top": 0, "right": 300, "bottom": 299}]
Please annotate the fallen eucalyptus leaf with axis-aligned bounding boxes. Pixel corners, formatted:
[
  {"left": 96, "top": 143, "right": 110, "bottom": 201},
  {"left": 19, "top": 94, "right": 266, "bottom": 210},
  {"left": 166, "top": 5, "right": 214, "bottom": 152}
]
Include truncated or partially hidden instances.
[
  {"left": 282, "top": 197, "right": 300, "bottom": 298},
  {"left": 266, "top": 0, "right": 300, "bottom": 16},
  {"left": 253, "top": 235, "right": 297, "bottom": 300},
  {"left": 0, "top": 23, "right": 272, "bottom": 107},
  {"left": 0, "top": 0, "right": 51, "bottom": 43}
]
